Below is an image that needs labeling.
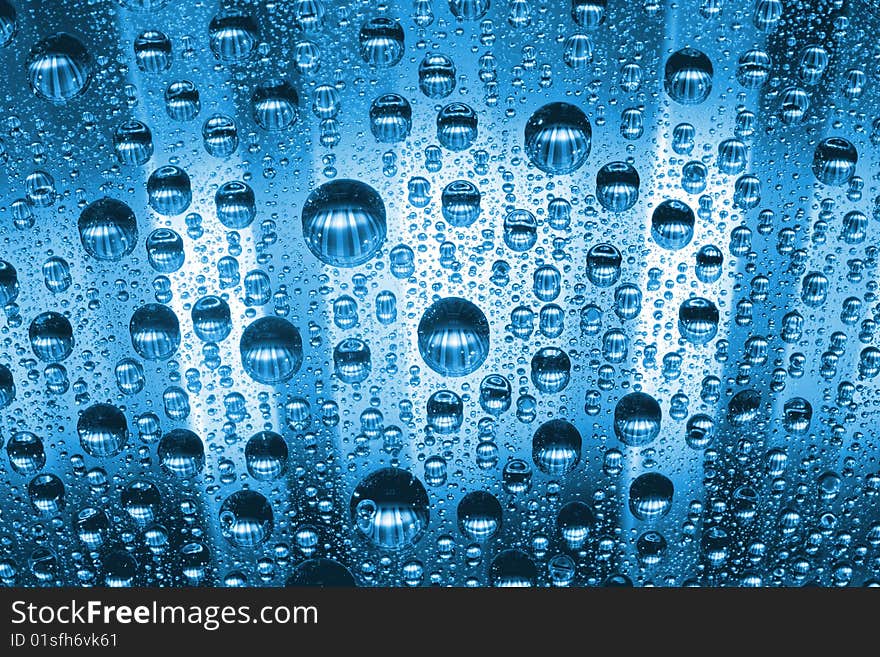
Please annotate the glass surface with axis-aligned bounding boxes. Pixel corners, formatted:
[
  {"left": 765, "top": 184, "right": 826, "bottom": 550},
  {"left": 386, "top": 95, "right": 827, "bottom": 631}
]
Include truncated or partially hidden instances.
[{"left": 0, "top": 0, "right": 878, "bottom": 588}]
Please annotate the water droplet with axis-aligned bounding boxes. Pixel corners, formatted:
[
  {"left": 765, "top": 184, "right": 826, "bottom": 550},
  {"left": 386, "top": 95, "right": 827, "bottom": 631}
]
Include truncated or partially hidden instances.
[
  {"left": 0, "top": 363, "right": 14, "bottom": 409},
  {"left": 586, "top": 243, "right": 622, "bottom": 287},
  {"left": 78, "top": 198, "right": 138, "bottom": 261},
  {"left": 29, "top": 312, "right": 74, "bottom": 363},
  {"left": 209, "top": 9, "right": 258, "bottom": 62},
  {"left": 427, "top": 390, "right": 463, "bottom": 433},
  {"left": 26, "top": 33, "right": 92, "bottom": 102},
  {"left": 333, "top": 338, "right": 371, "bottom": 383},
  {"left": 531, "top": 347, "right": 571, "bottom": 393},
  {"left": 202, "top": 114, "right": 239, "bottom": 157},
  {"left": 164, "top": 80, "right": 200, "bottom": 120},
  {"left": 215, "top": 181, "right": 256, "bottom": 229},
  {"left": 596, "top": 161, "right": 639, "bottom": 212},
  {"left": 350, "top": 468, "right": 430, "bottom": 550},
  {"left": 369, "top": 93, "right": 412, "bottom": 143},
  {"left": 812, "top": 137, "right": 857, "bottom": 186},
  {"left": 359, "top": 17, "right": 404, "bottom": 67},
  {"left": 437, "top": 102, "right": 478, "bottom": 151},
  {"left": 557, "top": 501, "right": 594, "bottom": 549},
  {"left": 147, "top": 165, "right": 192, "bottom": 215},
  {"left": 239, "top": 316, "right": 303, "bottom": 384},
  {"left": 629, "top": 473, "right": 674, "bottom": 520},
  {"left": 449, "top": 0, "right": 491, "bottom": 20},
  {"left": 651, "top": 199, "right": 695, "bottom": 250},
  {"left": 220, "top": 490, "right": 273, "bottom": 548},
  {"left": 524, "top": 102, "right": 592, "bottom": 174},
  {"left": 129, "top": 304, "right": 180, "bottom": 361},
  {"left": 664, "top": 47, "right": 713, "bottom": 105},
  {"left": 28, "top": 474, "right": 65, "bottom": 515},
  {"left": 490, "top": 549, "right": 536, "bottom": 587},
  {"left": 532, "top": 419, "right": 581, "bottom": 475},
  {"left": 301, "top": 179, "right": 387, "bottom": 267},
  {"left": 77, "top": 404, "right": 128, "bottom": 457},
  {"left": 503, "top": 209, "right": 538, "bottom": 252},
  {"left": 457, "top": 490, "right": 502, "bottom": 541},
  {"left": 252, "top": 79, "right": 298, "bottom": 130},
  {"left": 417, "top": 297, "right": 490, "bottom": 377},
  {"left": 614, "top": 392, "right": 662, "bottom": 446},
  {"left": 678, "top": 297, "right": 719, "bottom": 344},
  {"left": 135, "top": 30, "right": 172, "bottom": 72},
  {"left": 418, "top": 52, "right": 456, "bottom": 98},
  {"left": 7, "top": 432, "right": 45, "bottom": 476},
  {"left": 572, "top": 0, "right": 606, "bottom": 27},
  {"left": 158, "top": 428, "right": 204, "bottom": 477},
  {"left": 113, "top": 120, "right": 153, "bottom": 165}
]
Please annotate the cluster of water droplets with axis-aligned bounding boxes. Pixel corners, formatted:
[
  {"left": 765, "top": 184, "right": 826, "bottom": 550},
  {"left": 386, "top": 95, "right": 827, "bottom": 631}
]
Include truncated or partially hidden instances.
[{"left": 0, "top": 0, "right": 878, "bottom": 588}]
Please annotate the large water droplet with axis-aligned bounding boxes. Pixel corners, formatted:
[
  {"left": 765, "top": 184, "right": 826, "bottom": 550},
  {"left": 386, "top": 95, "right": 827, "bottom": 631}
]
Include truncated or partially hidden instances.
[
  {"left": 121, "top": 480, "right": 161, "bottom": 525},
  {"left": 26, "top": 33, "right": 92, "bottom": 102},
  {"left": 651, "top": 199, "right": 695, "bottom": 250},
  {"left": 145, "top": 228, "right": 184, "bottom": 273},
  {"left": 215, "top": 180, "right": 256, "bottom": 229},
  {"left": 219, "top": 490, "right": 274, "bottom": 548},
  {"left": 524, "top": 102, "right": 592, "bottom": 174},
  {"left": 417, "top": 297, "right": 490, "bottom": 377},
  {"left": 532, "top": 419, "right": 581, "bottom": 475},
  {"left": 629, "top": 473, "right": 674, "bottom": 520},
  {"left": 418, "top": 52, "right": 456, "bottom": 98},
  {"left": 77, "top": 403, "right": 128, "bottom": 458},
  {"left": 350, "top": 468, "right": 430, "bottom": 550},
  {"left": 586, "top": 243, "right": 622, "bottom": 287},
  {"left": 158, "top": 428, "right": 204, "bottom": 477},
  {"left": 437, "top": 102, "right": 478, "bottom": 151},
  {"left": 664, "top": 47, "right": 713, "bottom": 105},
  {"left": 239, "top": 316, "right": 303, "bottom": 384},
  {"left": 441, "top": 180, "right": 481, "bottom": 227},
  {"left": 135, "top": 30, "right": 172, "bottom": 73},
  {"left": 113, "top": 120, "right": 153, "bottom": 165},
  {"left": 596, "top": 161, "right": 639, "bottom": 212},
  {"left": 192, "top": 296, "right": 232, "bottom": 342},
  {"left": 29, "top": 312, "right": 74, "bottom": 363},
  {"left": 369, "top": 93, "right": 412, "bottom": 142},
  {"left": 129, "top": 304, "right": 180, "bottom": 361},
  {"left": 359, "top": 17, "right": 404, "bottom": 67},
  {"left": 252, "top": 79, "right": 298, "bottom": 130},
  {"left": 209, "top": 9, "right": 258, "bottom": 62},
  {"left": 449, "top": 0, "right": 491, "bottom": 20},
  {"left": 457, "top": 490, "right": 502, "bottom": 541},
  {"left": 28, "top": 474, "right": 65, "bottom": 515},
  {"left": 147, "top": 165, "right": 192, "bottom": 215},
  {"left": 333, "top": 338, "right": 371, "bottom": 383},
  {"left": 678, "top": 297, "right": 719, "bottom": 344},
  {"left": 812, "top": 137, "right": 857, "bottom": 186},
  {"left": 427, "top": 390, "right": 463, "bottom": 433},
  {"left": 7, "top": 432, "right": 45, "bottom": 476},
  {"left": 614, "top": 392, "right": 662, "bottom": 446},
  {"left": 78, "top": 198, "right": 138, "bottom": 261},
  {"left": 503, "top": 209, "right": 538, "bottom": 251},
  {"left": 490, "top": 549, "right": 536, "bottom": 587},
  {"left": 245, "top": 431, "right": 288, "bottom": 481},
  {"left": 202, "top": 114, "right": 238, "bottom": 157},
  {"left": 531, "top": 347, "right": 571, "bottom": 393},
  {"left": 557, "top": 501, "right": 595, "bottom": 549},
  {"left": 301, "top": 179, "right": 387, "bottom": 267}
]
